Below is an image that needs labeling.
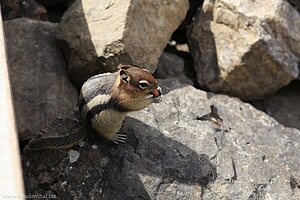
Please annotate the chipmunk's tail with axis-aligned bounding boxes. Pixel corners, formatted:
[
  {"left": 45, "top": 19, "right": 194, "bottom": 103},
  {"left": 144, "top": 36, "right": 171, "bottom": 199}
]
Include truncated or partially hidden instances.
[
  {"left": 27, "top": 129, "right": 86, "bottom": 150},
  {"left": 25, "top": 109, "right": 86, "bottom": 150}
]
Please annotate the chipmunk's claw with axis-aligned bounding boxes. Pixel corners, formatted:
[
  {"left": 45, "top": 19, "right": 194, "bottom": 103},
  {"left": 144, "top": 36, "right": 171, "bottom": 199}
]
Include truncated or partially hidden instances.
[{"left": 112, "top": 133, "right": 127, "bottom": 144}]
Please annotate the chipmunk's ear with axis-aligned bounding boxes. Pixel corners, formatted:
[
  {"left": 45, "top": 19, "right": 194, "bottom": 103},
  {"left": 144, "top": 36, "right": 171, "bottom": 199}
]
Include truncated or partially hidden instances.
[
  {"left": 119, "top": 68, "right": 130, "bottom": 83},
  {"left": 142, "top": 68, "right": 150, "bottom": 73},
  {"left": 117, "top": 64, "right": 132, "bottom": 71}
]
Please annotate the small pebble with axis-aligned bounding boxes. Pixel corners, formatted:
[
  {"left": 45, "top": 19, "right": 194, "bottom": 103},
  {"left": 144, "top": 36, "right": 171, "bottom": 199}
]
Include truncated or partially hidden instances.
[
  {"left": 68, "top": 150, "right": 80, "bottom": 163},
  {"left": 62, "top": 181, "right": 67, "bottom": 187},
  {"left": 79, "top": 141, "right": 85, "bottom": 147}
]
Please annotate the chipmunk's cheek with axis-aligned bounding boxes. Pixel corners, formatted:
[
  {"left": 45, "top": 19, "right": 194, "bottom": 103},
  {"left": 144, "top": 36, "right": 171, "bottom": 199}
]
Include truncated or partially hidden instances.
[{"left": 146, "top": 86, "right": 162, "bottom": 103}]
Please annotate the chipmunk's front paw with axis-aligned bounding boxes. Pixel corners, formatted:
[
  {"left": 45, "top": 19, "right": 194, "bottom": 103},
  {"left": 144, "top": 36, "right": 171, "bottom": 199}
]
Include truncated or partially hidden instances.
[{"left": 112, "top": 133, "right": 127, "bottom": 144}]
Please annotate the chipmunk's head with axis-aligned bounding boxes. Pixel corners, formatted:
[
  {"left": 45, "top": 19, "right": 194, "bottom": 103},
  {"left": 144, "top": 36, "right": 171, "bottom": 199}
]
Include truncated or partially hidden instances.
[{"left": 115, "top": 64, "right": 162, "bottom": 111}]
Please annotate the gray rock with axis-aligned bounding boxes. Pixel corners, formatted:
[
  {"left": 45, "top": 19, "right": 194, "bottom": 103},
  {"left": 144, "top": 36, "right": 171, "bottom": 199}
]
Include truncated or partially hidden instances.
[
  {"left": 154, "top": 52, "right": 194, "bottom": 85},
  {"left": 4, "top": 18, "right": 78, "bottom": 141},
  {"left": 56, "top": 0, "right": 189, "bottom": 86},
  {"left": 253, "top": 81, "right": 300, "bottom": 130},
  {"left": 188, "top": 0, "right": 300, "bottom": 100},
  {"left": 22, "top": 79, "right": 300, "bottom": 199}
]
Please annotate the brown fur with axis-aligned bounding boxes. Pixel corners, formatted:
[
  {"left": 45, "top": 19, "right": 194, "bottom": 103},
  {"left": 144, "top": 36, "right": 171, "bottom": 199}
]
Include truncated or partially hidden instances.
[{"left": 112, "top": 65, "right": 159, "bottom": 111}]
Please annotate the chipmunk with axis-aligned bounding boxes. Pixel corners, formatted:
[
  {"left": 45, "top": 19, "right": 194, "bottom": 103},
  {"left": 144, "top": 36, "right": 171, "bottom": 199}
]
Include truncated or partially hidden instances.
[
  {"left": 79, "top": 64, "right": 162, "bottom": 144},
  {"left": 27, "top": 64, "right": 162, "bottom": 150}
]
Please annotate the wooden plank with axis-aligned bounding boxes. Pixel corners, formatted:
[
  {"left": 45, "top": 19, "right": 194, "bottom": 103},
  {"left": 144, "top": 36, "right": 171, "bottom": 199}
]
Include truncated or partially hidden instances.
[{"left": 0, "top": 6, "right": 25, "bottom": 198}]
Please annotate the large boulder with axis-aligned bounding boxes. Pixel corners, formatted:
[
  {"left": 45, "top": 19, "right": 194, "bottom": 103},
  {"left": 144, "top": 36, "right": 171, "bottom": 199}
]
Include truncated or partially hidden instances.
[
  {"left": 4, "top": 18, "right": 78, "bottom": 141},
  {"left": 55, "top": 0, "right": 189, "bottom": 86},
  {"left": 188, "top": 0, "right": 300, "bottom": 100},
  {"left": 22, "top": 79, "right": 300, "bottom": 199}
]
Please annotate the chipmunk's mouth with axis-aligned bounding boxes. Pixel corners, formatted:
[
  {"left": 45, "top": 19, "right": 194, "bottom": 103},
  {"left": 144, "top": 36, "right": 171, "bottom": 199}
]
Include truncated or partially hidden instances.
[{"left": 146, "top": 86, "right": 162, "bottom": 103}]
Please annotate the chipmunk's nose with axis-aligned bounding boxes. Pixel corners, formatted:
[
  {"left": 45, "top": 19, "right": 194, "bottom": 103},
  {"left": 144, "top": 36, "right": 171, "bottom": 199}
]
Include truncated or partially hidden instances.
[
  {"left": 152, "top": 86, "right": 162, "bottom": 97},
  {"left": 151, "top": 86, "right": 162, "bottom": 103}
]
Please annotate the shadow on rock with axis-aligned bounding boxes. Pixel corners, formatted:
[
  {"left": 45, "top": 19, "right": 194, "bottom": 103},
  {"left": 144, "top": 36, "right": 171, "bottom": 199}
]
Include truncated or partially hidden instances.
[{"left": 22, "top": 116, "right": 217, "bottom": 199}]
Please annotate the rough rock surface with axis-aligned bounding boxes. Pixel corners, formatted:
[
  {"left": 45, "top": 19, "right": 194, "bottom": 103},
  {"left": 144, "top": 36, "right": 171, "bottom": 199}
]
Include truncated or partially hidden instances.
[
  {"left": 1, "top": 0, "right": 48, "bottom": 21},
  {"left": 22, "top": 79, "right": 300, "bottom": 199},
  {"left": 253, "top": 81, "right": 300, "bottom": 130},
  {"left": 188, "top": 0, "right": 300, "bottom": 100},
  {"left": 154, "top": 52, "right": 194, "bottom": 85},
  {"left": 55, "top": 0, "right": 189, "bottom": 86},
  {"left": 4, "top": 18, "right": 78, "bottom": 141}
]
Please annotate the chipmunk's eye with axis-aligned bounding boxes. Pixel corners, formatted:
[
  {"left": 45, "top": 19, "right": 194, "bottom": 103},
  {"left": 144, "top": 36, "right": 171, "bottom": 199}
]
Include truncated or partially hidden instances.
[{"left": 139, "top": 80, "right": 149, "bottom": 89}]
